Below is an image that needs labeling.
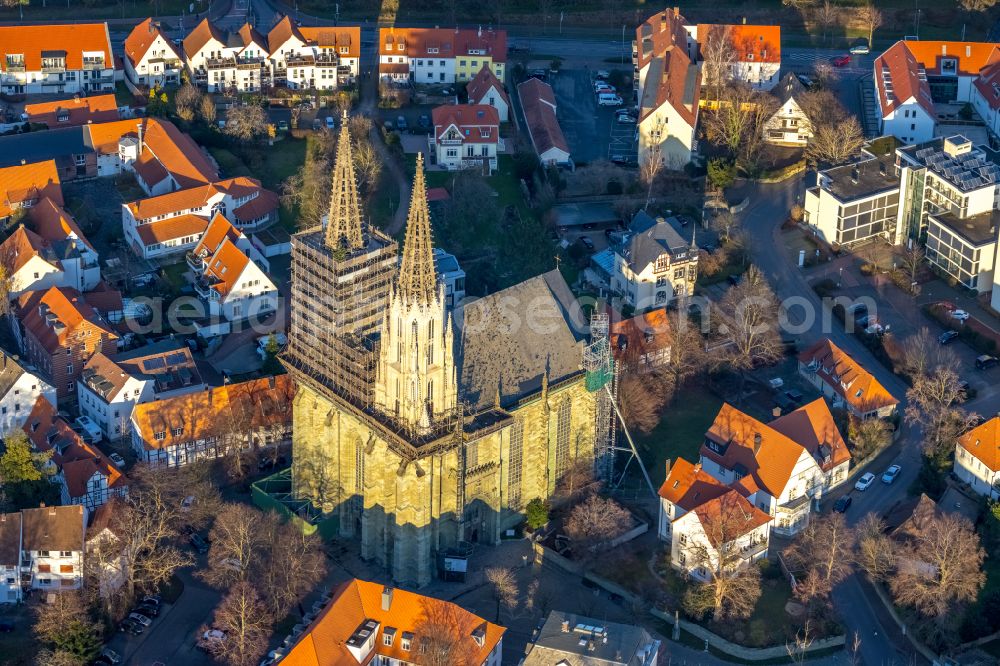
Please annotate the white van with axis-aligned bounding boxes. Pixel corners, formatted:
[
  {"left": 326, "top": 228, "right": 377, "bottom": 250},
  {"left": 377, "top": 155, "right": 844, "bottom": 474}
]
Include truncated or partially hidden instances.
[{"left": 598, "top": 93, "right": 622, "bottom": 106}]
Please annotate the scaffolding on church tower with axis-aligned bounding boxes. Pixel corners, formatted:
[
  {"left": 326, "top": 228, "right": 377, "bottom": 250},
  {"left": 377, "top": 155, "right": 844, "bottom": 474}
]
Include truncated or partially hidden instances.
[{"left": 583, "top": 313, "right": 615, "bottom": 483}]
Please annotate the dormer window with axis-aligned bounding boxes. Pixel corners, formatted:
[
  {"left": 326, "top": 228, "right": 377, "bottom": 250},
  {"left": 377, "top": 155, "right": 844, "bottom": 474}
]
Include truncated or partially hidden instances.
[
  {"left": 154, "top": 431, "right": 166, "bottom": 440},
  {"left": 401, "top": 632, "right": 413, "bottom": 651},
  {"left": 383, "top": 627, "right": 396, "bottom": 646}
]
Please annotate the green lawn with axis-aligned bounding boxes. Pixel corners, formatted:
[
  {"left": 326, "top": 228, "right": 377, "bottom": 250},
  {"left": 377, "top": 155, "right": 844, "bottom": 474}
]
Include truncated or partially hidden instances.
[
  {"left": 208, "top": 138, "right": 307, "bottom": 192},
  {"left": 634, "top": 385, "right": 722, "bottom": 486}
]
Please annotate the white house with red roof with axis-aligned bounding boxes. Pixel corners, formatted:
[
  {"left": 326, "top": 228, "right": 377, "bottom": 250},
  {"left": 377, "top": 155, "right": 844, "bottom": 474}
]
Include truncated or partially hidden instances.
[
  {"left": 187, "top": 214, "right": 277, "bottom": 338},
  {"left": 266, "top": 16, "right": 360, "bottom": 90},
  {"left": 123, "top": 18, "right": 183, "bottom": 89},
  {"left": 698, "top": 400, "right": 851, "bottom": 536},
  {"left": 378, "top": 26, "right": 507, "bottom": 84},
  {"left": 467, "top": 65, "right": 510, "bottom": 122},
  {"left": 431, "top": 104, "right": 501, "bottom": 173},
  {"left": 121, "top": 177, "right": 278, "bottom": 260},
  {"left": 798, "top": 338, "right": 898, "bottom": 419},
  {"left": 692, "top": 23, "right": 781, "bottom": 91},
  {"left": 183, "top": 19, "right": 270, "bottom": 92},
  {"left": 874, "top": 40, "right": 1000, "bottom": 144},
  {"left": 634, "top": 9, "right": 701, "bottom": 169},
  {"left": 657, "top": 458, "right": 729, "bottom": 541},
  {"left": 0, "top": 349, "right": 55, "bottom": 437},
  {"left": 955, "top": 416, "right": 1000, "bottom": 499},
  {"left": 0, "top": 23, "right": 115, "bottom": 95}
]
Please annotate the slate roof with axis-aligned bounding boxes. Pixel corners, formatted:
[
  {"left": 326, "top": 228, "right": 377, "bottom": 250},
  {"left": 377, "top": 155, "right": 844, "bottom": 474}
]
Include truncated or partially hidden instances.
[
  {"left": 523, "top": 611, "right": 658, "bottom": 666},
  {"left": 0, "top": 127, "right": 90, "bottom": 168},
  {"left": 457, "top": 269, "right": 587, "bottom": 410},
  {"left": 0, "top": 350, "right": 35, "bottom": 400},
  {"left": 772, "top": 71, "right": 806, "bottom": 105},
  {"left": 622, "top": 211, "right": 691, "bottom": 272},
  {"left": 21, "top": 505, "right": 84, "bottom": 553},
  {"left": 0, "top": 512, "right": 21, "bottom": 566}
]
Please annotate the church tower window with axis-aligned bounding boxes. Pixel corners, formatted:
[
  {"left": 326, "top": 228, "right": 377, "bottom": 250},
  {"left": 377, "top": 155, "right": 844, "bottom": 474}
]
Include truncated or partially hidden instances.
[
  {"left": 508, "top": 419, "right": 523, "bottom": 509},
  {"left": 556, "top": 398, "right": 572, "bottom": 475}
]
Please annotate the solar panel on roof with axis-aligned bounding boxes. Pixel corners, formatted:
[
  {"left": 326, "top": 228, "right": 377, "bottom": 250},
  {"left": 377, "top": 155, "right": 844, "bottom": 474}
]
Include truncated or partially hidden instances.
[
  {"left": 166, "top": 352, "right": 186, "bottom": 365},
  {"left": 142, "top": 358, "right": 166, "bottom": 371}
]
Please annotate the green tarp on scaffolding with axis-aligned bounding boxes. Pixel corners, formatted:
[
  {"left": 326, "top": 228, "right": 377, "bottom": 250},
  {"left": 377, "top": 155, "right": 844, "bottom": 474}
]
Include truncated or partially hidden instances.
[
  {"left": 585, "top": 359, "right": 614, "bottom": 392},
  {"left": 251, "top": 468, "right": 339, "bottom": 540}
]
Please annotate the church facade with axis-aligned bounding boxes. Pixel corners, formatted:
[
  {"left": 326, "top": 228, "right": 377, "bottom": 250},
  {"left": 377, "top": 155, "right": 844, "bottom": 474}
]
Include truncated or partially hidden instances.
[{"left": 284, "top": 123, "right": 600, "bottom": 587}]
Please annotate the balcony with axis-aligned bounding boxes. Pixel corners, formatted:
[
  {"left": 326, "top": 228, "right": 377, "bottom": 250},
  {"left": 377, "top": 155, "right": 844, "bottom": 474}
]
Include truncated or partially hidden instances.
[
  {"left": 739, "top": 540, "right": 768, "bottom": 561},
  {"left": 186, "top": 251, "right": 207, "bottom": 273},
  {"left": 285, "top": 54, "right": 316, "bottom": 68},
  {"left": 82, "top": 61, "right": 106, "bottom": 70},
  {"left": 41, "top": 65, "right": 66, "bottom": 74},
  {"left": 194, "top": 278, "right": 219, "bottom": 301},
  {"left": 206, "top": 57, "right": 265, "bottom": 71},
  {"left": 5, "top": 63, "right": 25, "bottom": 72}
]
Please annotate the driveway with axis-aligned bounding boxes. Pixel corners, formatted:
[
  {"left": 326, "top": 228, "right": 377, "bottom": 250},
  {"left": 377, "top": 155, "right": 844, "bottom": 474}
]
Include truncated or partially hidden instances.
[{"left": 550, "top": 69, "right": 634, "bottom": 164}]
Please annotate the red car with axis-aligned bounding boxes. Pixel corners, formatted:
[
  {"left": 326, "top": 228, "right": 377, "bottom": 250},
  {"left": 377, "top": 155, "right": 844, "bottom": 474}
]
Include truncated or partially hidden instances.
[{"left": 832, "top": 54, "right": 851, "bottom": 67}]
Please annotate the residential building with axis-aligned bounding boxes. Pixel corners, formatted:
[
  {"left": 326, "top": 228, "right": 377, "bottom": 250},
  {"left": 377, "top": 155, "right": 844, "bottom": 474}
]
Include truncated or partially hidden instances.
[
  {"left": 15, "top": 286, "right": 118, "bottom": 399},
  {"left": 266, "top": 16, "right": 360, "bottom": 90},
  {"left": 803, "top": 151, "right": 902, "bottom": 247},
  {"left": 24, "top": 397, "right": 126, "bottom": 510},
  {"left": 972, "top": 59, "right": 1000, "bottom": 138},
  {"left": 517, "top": 77, "right": 570, "bottom": 166},
  {"left": 433, "top": 247, "right": 466, "bottom": 308},
  {"left": 954, "top": 415, "right": 1000, "bottom": 499},
  {"left": 281, "top": 578, "right": 505, "bottom": 665},
  {"left": 85, "top": 499, "right": 126, "bottom": 598},
  {"left": 798, "top": 338, "right": 899, "bottom": 419},
  {"left": 184, "top": 19, "right": 270, "bottom": 93},
  {"left": 466, "top": 64, "right": 509, "bottom": 122},
  {"left": 895, "top": 136, "right": 1000, "bottom": 294},
  {"left": 0, "top": 127, "right": 97, "bottom": 181},
  {"left": 610, "top": 308, "right": 672, "bottom": 372},
  {"left": 610, "top": 210, "right": 697, "bottom": 308},
  {"left": 693, "top": 23, "right": 781, "bottom": 91},
  {"left": 0, "top": 349, "right": 55, "bottom": 436},
  {"left": 765, "top": 72, "right": 811, "bottom": 146},
  {"left": 657, "top": 457, "right": 728, "bottom": 542},
  {"left": 670, "top": 488, "right": 772, "bottom": 580},
  {"left": 78, "top": 340, "right": 204, "bottom": 440},
  {"left": 0, "top": 23, "right": 114, "bottom": 95},
  {"left": 378, "top": 26, "right": 507, "bottom": 84},
  {"left": 0, "top": 160, "right": 63, "bottom": 226},
  {"left": 122, "top": 177, "right": 278, "bottom": 260},
  {"left": 699, "top": 399, "right": 852, "bottom": 535},
  {"left": 0, "top": 512, "right": 20, "bottom": 603},
  {"left": 431, "top": 104, "right": 500, "bottom": 173},
  {"left": 130, "top": 374, "right": 293, "bottom": 467},
  {"left": 18, "top": 505, "right": 85, "bottom": 594},
  {"left": 634, "top": 8, "right": 701, "bottom": 168},
  {"left": 123, "top": 18, "right": 183, "bottom": 89},
  {"left": 23, "top": 94, "right": 120, "bottom": 128},
  {"left": 189, "top": 217, "right": 279, "bottom": 338},
  {"left": 523, "top": 611, "right": 659, "bottom": 666},
  {"left": 875, "top": 40, "right": 1000, "bottom": 143}
]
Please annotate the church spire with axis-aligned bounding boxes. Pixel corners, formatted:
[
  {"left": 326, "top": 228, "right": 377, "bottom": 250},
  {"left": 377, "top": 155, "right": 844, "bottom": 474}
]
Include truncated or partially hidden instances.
[
  {"left": 397, "top": 153, "right": 438, "bottom": 307},
  {"left": 324, "top": 111, "right": 364, "bottom": 252}
]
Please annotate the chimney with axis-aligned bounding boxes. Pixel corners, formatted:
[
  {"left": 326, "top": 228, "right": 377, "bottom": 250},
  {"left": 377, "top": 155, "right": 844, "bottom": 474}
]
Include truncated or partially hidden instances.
[
  {"left": 742, "top": 16, "right": 747, "bottom": 24},
  {"left": 39, "top": 502, "right": 45, "bottom": 508},
  {"left": 381, "top": 585, "right": 393, "bottom": 611},
  {"left": 664, "top": 458, "right": 671, "bottom": 479},
  {"left": 851, "top": 167, "right": 859, "bottom": 184},
  {"left": 478, "top": 25, "right": 482, "bottom": 37},
  {"left": 137, "top": 122, "right": 144, "bottom": 155},
  {"left": 560, "top": 620, "right": 570, "bottom": 633},
  {"left": 967, "top": 45, "right": 972, "bottom": 57},
  {"left": 268, "top": 375, "right": 276, "bottom": 389},
  {"left": 753, "top": 432, "right": 762, "bottom": 454},
  {"left": 942, "top": 44, "right": 947, "bottom": 55}
]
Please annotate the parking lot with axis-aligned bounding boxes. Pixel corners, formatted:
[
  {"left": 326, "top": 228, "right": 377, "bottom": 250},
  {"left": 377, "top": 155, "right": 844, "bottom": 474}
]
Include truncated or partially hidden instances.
[{"left": 549, "top": 69, "right": 636, "bottom": 164}]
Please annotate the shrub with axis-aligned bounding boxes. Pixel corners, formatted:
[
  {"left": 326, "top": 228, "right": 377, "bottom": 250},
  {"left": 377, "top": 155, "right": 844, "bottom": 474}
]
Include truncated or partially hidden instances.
[
  {"left": 707, "top": 157, "right": 736, "bottom": 191},
  {"left": 525, "top": 498, "right": 549, "bottom": 531}
]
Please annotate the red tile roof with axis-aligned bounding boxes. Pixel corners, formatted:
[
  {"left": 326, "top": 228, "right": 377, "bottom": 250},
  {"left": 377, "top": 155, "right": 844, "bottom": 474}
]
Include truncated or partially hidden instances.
[
  {"left": 692, "top": 489, "right": 772, "bottom": 548},
  {"left": 299, "top": 26, "right": 361, "bottom": 59},
  {"left": 378, "top": 27, "right": 507, "bottom": 63},
  {"left": 466, "top": 65, "right": 509, "bottom": 108},
  {"left": 0, "top": 226, "right": 54, "bottom": 275},
  {"left": 798, "top": 338, "right": 898, "bottom": 413},
  {"left": 282, "top": 578, "right": 504, "bottom": 666},
  {"left": 432, "top": 104, "right": 499, "bottom": 144},
  {"left": 634, "top": 9, "right": 700, "bottom": 126},
  {"left": 875, "top": 41, "right": 936, "bottom": 117},
  {"left": 126, "top": 176, "right": 264, "bottom": 220},
  {"left": 975, "top": 61, "right": 1000, "bottom": 111},
  {"left": 610, "top": 308, "right": 672, "bottom": 365},
  {"left": 0, "top": 160, "right": 63, "bottom": 219},
  {"left": 958, "top": 416, "right": 1000, "bottom": 472},
  {"left": 183, "top": 18, "right": 225, "bottom": 59},
  {"left": 267, "top": 15, "right": 306, "bottom": 53},
  {"left": 658, "top": 458, "right": 729, "bottom": 512},
  {"left": 0, "top": 23, "right": 113, "bottom": 72},
  {"left": 769, "top": 397, "right": 851, "bottom": 472},
  {"left": 695, "top": 24, "right": 781, "bottom": 64},
  {"left": 192, "top": 213, "right": 241, "bottom": 258},
  {"left": 517, "top": 77, "right": 569, "bottom": 157},
  {"left": 87, "top": 118, "right": 219, "bottom": 187},
  {"left": 17, "top": 286, "right": 116, "bottom": 355},
  {"left": 134, "top": 214, "right": 209, "bottom": 248},
  {"left": 29, "top": 196, "right": 94, "bottom": 251},
  {"left": 907, "top": 41, "right": 1000, "bottom": 76},
  {"left": 202, "top": 237, "right": 250, "bottom": 297},
  {"left": 233, "top": 188, "right": 278, "bottom": 224},
  {"left": 124, "top": 18, "right": 181, "bottom": 69},
  {"left": 24, "top": 94, "right": 119, "bottom": 128}
]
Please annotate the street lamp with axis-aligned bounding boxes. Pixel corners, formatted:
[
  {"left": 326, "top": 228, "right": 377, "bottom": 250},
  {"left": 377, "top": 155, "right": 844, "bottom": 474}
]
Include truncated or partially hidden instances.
[{"left": 838, "top": 266, "right": 843, "bottom": 288}]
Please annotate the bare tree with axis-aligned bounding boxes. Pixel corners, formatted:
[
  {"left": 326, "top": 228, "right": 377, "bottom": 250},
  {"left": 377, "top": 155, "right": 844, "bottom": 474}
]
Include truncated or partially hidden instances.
[
  {"left": 201, "top": 503, "right": 266, "bottom": 588},
  {"left": 640, "top": 121, "right": 666, "bottom": 210},
  {"left": 959, "top": 0, "right": 1000, "bottom": 11},
  {"left": 664, "top": 311, "right": 707, "bottom": 399},
  {"left": 858, "top": 238, "right": 892, "bottom": 275},
  {"left": 617, "top": 372, "right": 669, "bottom": 434},
  {"left": 223, "top": 104, "right": 269, "bottom": 141},
  {"left": 814, "top": 1, "right": 840, "bottom": 44},
  {"left": 702, "top": 84, "right": 778, "bottom": 170},
  {"left": 812, "top": 61, "right": 837, "bottom": 89},
  {"left": 784, "top": 513, "right": 855, "bottom": 606},
  {"left": 33, "top": 592, "right": 102, "bottom": 665},
  {"left": 485, "top": 567, "right": 518, "bottom": 622},
  {"left": 889, "top": 512, "right": 986, "bottom": 620},
  {"left": 700, "top": 25, "right": 737, "bottom": 101},
  {"left": 855, "top": 513, "right": 895, "bottom": 582},
  {"left": 711, "top": 209, "right": 738, "bottom": 244},
  {"left": 256, "top": 513, "right": 327, "bottom": 619},
  {"left": 782, "top": 0, "right": 818, "bottom": 7},
  {"left": 847, "top": 415, "right": 891, "bottom": 460},
  {"left": 681, "top": 493, "right": 763, "bottom": 621},
  {"left": 553, "top": 459, "right": 601, "bottom": 505},
  {"left": 896, "top": 328, "right": 958, "bottom": 380},
  {"left": 898, "top": 244, "right": 925, "bottom": 290},
  {"left": 564, "top": 494, "right": 632, "bottom": 553},
  {"left": 205, "top": 582, "right": 272, "bottom": 666},
  {"left": 905, "top": 367, "right": 978, "bottom": 463},
  {"left": 717, "top": 265, "right": 783, "bottom": 402},
  {"left": 806, "top": 116, "right": 865, "bottom": 166},
  {"left": 858, "top": 3, "right": 883, "bottom": 47},
  {"left": 199, "top": 95, "right": 217, "bottom": 124},
  {"left": 353, "top": 137, "right": 383, "bottom": 197},
  {"left": 175, "top": 83, "right": 201, "bottom": 123},
  {"left": 412, "top": 599, "right": 482, "bottom": 666},
  {"left": 786, "top": 621, "right": 815, "bottom": 665}
]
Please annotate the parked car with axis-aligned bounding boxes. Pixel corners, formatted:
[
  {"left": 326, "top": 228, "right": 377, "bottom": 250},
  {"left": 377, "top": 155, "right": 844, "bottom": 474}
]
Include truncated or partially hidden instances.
[
  {"left": 784, "top": 389, "right": 804, "bottom": 404},
  {"left": 311, "top": 118, "right": 322, "bottom": 131},
  {"left": 141, "top": 594, "right": 162, "bottom": 607},
  {"left": 74, "top": 415, "right": 102, "bottom": 442},
  {"left": 258, "top": 454, "right": 288, "bottom": 472},
  {"left": 93, "top": 648, "right": 122, "bottom": 665},
  {"left": 180, "top": 495, "right": 195, "bottom": 511},
  {"left": 597, "top": 94, "right": 623, "bottom": 106},
  {"left": 882, "top": 464, "right": 902, "bottom": 484},
  {"left": 976, "top": 354, "right": 999, "bottom": 370},
  {"left": 951, "top": 309, "right": 971, "bottom": 321},
  {"left": 855, "top": 472, "right": 876, "bottom": 491},
  {"left": 119, "top": 619, "right": 143, "bottom": 635},
  {"left": 417, "top": 114, "right": 431, "bottom": 130},
  {"left": 938, "top": 330, "right": 960, "bottom": 345},
  {"left": 615, "top": 114, "right": 636, "bottom": 124},
  {"left": 109, "top": 452, "right": 126, "bottom": 467},
  {"left": 325, "top": 116, "right": 335, "bottom": 129},
  {"left": 595, "top": 70, "right": 610, "bottom": 80},
  {"left": 833, "top": 495, "right": 852, "bottom": 513},
  {"left": 199, "top": 629, "right": 227, "bottom": 652},
  {"left": 578, "top": 237, "right": 595, "bottom": 251},
  {"left": 128, "top": 612, "right": 152, "bottom": 627},
  {"left": 849, "top": 42, "right": 870, "bottom": 55},
  {"left": 832, "top": 54, "right": 851, "bottom": 67},
  {"left": 396, "top": 116, "right": 408, "bottom": 131},
  {"left": 135, "top": 603, "right": 159, "bottom": 617},
  {"left": 277, "top": 120, "right": 289, "bottom": 131},
  {"left": 189, "top": 533, "right": 210, "bottom": 554}
]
